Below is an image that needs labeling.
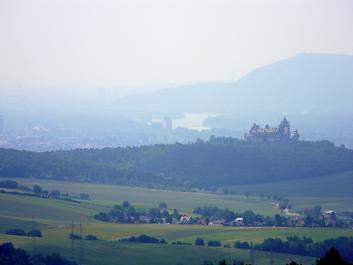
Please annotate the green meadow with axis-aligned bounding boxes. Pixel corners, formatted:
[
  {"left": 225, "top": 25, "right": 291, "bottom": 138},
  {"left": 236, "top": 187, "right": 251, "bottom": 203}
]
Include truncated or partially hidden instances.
[
  {"left": 1, "top": 178, "right": 353, "bottom": 265},
  {"left": 0, "top": 233, "right": 316, "bottom": 265},
  {"left": 10, "top": 178, "right": 279, "bottom": 215},
  {"left": 11, "top": 174, "right": 353, "bottom": 213},
  {"left": 225, "top": 170, "right": 353, "bottom": 212},
  {"left": 0, "top": 192, "right": 105, "bottom": 222},
  {"left": 43, "top": 222, "right": 353, "bottom": 244},
  {"left": 225, "top": 170, "right": 353, "bottom": 198},
  {"left": 0, "top": 217, "right": 47, "bottom": 234}
]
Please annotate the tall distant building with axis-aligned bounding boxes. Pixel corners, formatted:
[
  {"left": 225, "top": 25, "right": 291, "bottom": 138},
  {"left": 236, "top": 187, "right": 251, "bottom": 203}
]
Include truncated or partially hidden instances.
[
  {"left": 162, "top": 117, "right": 173, "bottom": 131},
  {"left": 150, "top": 117, "right": 173, "bottom": 132},
  {"left": 0, "top": 116, "right": 3, "bottom": 134}
]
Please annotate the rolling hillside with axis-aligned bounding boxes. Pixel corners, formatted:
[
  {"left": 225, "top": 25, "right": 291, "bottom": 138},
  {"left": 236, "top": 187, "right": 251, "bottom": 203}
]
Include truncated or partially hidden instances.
[
  {"left": 1, "top": 184, "right": 352, "bottom": 265},
  {"left": 227, "top": 170, "right": 353, "bottom": 198},
  {"left": 0, "top": 137, "right": 353, "bottom": 188},
  {"left": 116, "top": 53, "right": 353, "bottom": 114}
]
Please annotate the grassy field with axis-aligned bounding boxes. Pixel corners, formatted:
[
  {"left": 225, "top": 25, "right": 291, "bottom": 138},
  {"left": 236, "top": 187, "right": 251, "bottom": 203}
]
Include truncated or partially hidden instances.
[
  {"left": 0, "top": 217, "right": 47, "bottom": 234},
  {"left": 224, "top": 170, "right": 353, "bottom": 212},
  {"left": 10, "top": 178, "right": 279, "bottom": 216},
  {"left": 0, "top": 192, "right": 105, "bottom": 223},
  {"left": 226, "top": 170, "right": 353, "bottom": 198},
  {"left": 289, "top": 196, "right": 353, "bottom": 213},
  {"left": 10, "top": 174, "right": 353, "bottom": 213},
  {"left": 1, "top": 178, "right": 353, "bottom": 265},
  {"left": 42, "top": 222, "right": 353, "bottom": 244},
  {"left": 0, "top": 233, "right": 317, "bottom": 265},
  {"left": 2, "top": 218, "right": 351, "bottom": 265}
]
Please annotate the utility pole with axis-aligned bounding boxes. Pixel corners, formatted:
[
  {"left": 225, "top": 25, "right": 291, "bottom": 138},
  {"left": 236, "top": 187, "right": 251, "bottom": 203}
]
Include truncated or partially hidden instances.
[
  {"left": 70, "top": 221, "right": 75, "bottom": 261},
  {"left": 79, "top": 223, "right": 83, "bottom": 265},
  {"left": 31, "top": 216, "right": 35, "bottom": 255},
  {"left": 269, "top": 251, "right": 274, "bottom": 265},
  {"left": 250, "top": 242, "right": 254, "bottom": 265}
]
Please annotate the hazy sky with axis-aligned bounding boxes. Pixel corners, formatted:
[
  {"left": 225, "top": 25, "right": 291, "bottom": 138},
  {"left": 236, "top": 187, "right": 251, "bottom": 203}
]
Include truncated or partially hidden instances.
[{"left": 1, "top": 0, "right": 353, "bottom": 96}]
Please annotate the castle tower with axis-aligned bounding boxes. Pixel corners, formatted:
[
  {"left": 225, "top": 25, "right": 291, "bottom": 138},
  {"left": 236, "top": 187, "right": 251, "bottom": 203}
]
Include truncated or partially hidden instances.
[
  {"left": 292, "top": 129, "right": 300, "bottom": 141},
  {"left": 250, "top": 123, "right": 259, "bottom": 135},
  {"left": 278, "top": 117, "right": 291, "bottom": 139}
]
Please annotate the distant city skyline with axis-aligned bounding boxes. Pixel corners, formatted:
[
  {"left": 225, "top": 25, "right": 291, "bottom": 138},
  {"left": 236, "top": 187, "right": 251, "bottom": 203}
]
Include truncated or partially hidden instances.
[
  {"left": 0, "top": 115, "right": 3, "bottom": 134},
  {"left": 1, "top": 0, "right": 353, "bottom": 96}
]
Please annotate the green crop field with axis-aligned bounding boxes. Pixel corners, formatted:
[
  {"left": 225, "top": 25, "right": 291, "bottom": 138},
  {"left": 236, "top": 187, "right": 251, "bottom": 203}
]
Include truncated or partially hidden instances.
[
  {"left": 223, "top": 170, "right": 353, "bottom": 212},
  {"left": 0, "top": 193, "right": 106, "bottom": 223},
  {"left": 9, "top": 178, "right": 280, "bottom": 216},
  {"left": 226, "top": 170, "right": 353, "bottom": 198},
  {"left": 10, "top": 174, "right": 353, "bottom": 213},
  {"left": 1, "top": 179, "right": 353, "bottom": 265},
  {"left": 289, "top": 196, "right": 353, "bottom": 213},
  {"left": 1, "top": 218, "right": 350, "bottom": 265},
  {"left": 0, "top": 217, "right": 47, "bottom": 234},
  {"left": 41, "top": 222, "right": 353, "bottom": 244},
  {"left": 0, "top": 233, "right": 316, "bottom": 265}
]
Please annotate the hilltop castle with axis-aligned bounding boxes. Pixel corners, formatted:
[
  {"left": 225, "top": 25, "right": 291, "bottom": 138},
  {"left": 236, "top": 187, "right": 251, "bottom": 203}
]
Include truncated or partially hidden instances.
[{"left": 244, "top": 117, "right": 299, "bottom": 142}]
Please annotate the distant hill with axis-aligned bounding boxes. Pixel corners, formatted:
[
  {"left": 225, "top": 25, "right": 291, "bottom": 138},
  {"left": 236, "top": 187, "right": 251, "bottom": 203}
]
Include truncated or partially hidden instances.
[
  {"left": 116, "top": 82, "right": 234, "bottom": 113},
  {"left": 1, "top": 138, "right": 353, "bottom": 188},
  {"left": 116, "top": 53, "right": 353, "bottom": 114}
]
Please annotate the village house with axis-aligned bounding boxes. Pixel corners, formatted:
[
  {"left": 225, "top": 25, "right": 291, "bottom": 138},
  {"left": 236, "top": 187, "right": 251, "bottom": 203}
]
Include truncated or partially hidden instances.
[
  {"left": 233, "top": 217, "right": 244, "bottom": 226},
  {"left": 179, "top": 214, "right": 192, "bottom": 224}
]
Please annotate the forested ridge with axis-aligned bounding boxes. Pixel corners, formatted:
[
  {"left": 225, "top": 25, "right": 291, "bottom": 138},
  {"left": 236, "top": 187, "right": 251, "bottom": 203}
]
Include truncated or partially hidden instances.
[{"left": 1, "top": 137, "right": 353, "bottom": 188}]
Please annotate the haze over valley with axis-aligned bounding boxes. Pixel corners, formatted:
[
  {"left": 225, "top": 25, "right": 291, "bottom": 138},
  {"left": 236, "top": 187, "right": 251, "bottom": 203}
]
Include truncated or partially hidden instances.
[
  {"left": 1, "top": 1, "right": 353, "bottom": 265},
  {"left": 1, "top": 53, "right": 353, "bottom": 150}
]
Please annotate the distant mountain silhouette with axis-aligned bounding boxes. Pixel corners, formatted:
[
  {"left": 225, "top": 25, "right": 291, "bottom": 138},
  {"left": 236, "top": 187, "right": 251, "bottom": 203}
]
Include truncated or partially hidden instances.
[
  {"left": 117, "top": 82, "right": 234, "bottom": 113},
  {"left": 117, "top": 53, "right": 353, "bottom": 114}
]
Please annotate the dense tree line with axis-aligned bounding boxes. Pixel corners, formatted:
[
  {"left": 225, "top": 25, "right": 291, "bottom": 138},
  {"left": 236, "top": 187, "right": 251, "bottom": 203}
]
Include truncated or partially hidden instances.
[
  {"left": 299, "top": 205, "right": 352, "bottom": 228},
  {"left": 0, "top": 180, "right": 90, "bottom": 203},
  {"left": 193, "top": 206, "right": 288, "bottom": 226},
  {"left": 119, "top": 234, "right": 167, "bottom": 244},
  {"left": 68, "top": 233, "right": 98, "bottom": 241},
  {"left": 206, "top": 248, "right": 352, "bottom": 265},
  {"left": 2, "top": 240, "right": 351, "bottom": 265},
  {"left": 234, "top": 236, "right": 353, "bottom": 263},
  {"left": 1, "top": 138, "right": 353, "bottom": 188},
  {"left": 6, "top": 229, "right": 42, "bottom": 238},
  {"left": 94, "top": 201, "right": 181, "bottom": 224},
  {"left": 207, "top": 240, "right": 222, "bottom": 247},
  {"left": 171, "top": 241, "right": 192, "bottom": 246},
  {"left": 0, "top": 180, "right": 21, "bottom": 189},
  {"left": 94, "top": 202, "right": 289, "bottom": 226},
  {"left": 0, "top": 242, "right": 76, "bottom": 265}
]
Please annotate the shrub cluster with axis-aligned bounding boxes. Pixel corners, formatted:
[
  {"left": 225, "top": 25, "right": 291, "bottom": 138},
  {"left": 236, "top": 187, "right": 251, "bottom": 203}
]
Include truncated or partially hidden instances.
[
  {"left": 6, "top": 229, "right": 42, "bottom": 238},
  {"left": 119, "top": 234, "right": 167, "bottom": 244}
]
